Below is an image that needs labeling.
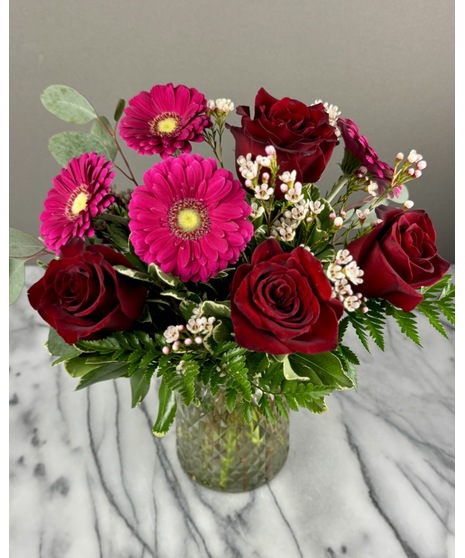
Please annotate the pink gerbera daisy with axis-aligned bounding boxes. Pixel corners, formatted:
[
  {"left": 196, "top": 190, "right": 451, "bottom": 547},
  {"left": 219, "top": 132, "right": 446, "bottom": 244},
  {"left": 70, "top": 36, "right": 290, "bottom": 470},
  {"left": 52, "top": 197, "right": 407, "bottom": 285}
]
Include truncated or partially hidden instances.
[
  {"left": 40, "top": 152, "right": 115, "bottom": 254},
  {"left": 128, "top": 153, "right": 254, "bottom": 283},
  {"left": 119, "top": 83, "right": 211, "bottom": 158},
  {"left": 338, "top": 118, "right": 396, "bottom": 196}
]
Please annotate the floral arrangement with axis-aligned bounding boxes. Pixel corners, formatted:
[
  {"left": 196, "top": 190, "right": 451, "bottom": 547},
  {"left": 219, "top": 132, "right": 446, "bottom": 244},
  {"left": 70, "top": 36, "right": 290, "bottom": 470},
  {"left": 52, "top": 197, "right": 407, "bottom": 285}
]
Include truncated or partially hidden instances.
[{"left": 9, "top": 83, "right": 455, "bottom": 437}]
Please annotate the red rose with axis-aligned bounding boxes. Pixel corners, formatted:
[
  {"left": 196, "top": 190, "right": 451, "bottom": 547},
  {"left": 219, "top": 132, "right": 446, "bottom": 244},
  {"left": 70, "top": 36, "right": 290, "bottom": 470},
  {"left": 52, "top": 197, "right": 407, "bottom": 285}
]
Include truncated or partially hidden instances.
[
  {"left": 347, "top": 207, "right": 450, "bottom": 311},
  {"left": 28, "top": 240, "right": 148, "bottom": 344},
  {"left": 228, "top": 88, "right": 338, "bottom": 190},
  {"left": 230, "top": 239, "right": 343, "bottom": 354}
]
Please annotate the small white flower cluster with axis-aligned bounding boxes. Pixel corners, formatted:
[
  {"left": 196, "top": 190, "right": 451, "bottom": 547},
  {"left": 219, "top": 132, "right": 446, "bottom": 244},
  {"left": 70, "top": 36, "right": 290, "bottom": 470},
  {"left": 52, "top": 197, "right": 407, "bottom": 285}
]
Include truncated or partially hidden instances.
[
  {"left": 314, "top": 99, "right": 341, "bottom": 135},
  {"left": 366, "top": 180, "right": 379, "bottom": 197},
  {"left": 284, "top": 182, "right": 304, "bottom": 204},
  {"left": 162, "top": 308, "right": 216, "bottom": 353},
  {"left": 187, "top": 308, "right": 216, "bottom": 335},
  {"left": 356, "top": 208, "right": 370, "bottom": 221},
  {"left": 250, "top": 202, "right": 265, "bottom": 219},
  {"left": 269, "top": 170, "right": 311, "bottom": 241},
  {"left": 207, "top": 98, "right": 235, "bottom": 115},
  {"left": 237, "top": 154, "right": 259, "bottom": 181},
  {"left": 394, "top": 149, "right": 427, "bottom": 187},
  {"left": 329, "top": 210, "right": 347, "bottom": 229},
  {"left": 326, "top": 250, "right": 367, "bottom": 312},
  {"left": 397, "top": 149, "right": 427, "bottom": 174},
  {"left": 271, "top": 200, "right": 310, "bottom": 242},
  {"left": 254, "top": 177, "right": 274, "bottom": 201},
  {"left": 305, "top": 200, "right": 325, "bottom": 223},
  {"left": 238, "top": 147, "right": 278, "bottom": 203}
]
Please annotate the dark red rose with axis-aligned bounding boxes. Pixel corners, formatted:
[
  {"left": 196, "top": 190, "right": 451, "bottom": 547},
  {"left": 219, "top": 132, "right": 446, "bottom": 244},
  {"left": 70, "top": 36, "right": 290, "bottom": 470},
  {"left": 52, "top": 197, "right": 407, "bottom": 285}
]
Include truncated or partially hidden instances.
[
  {"left": 346, "top": 206, "right": 450, "bottom": 311},
  {"left": 228, "top": 88, "right": 338, "bottom": 191},
  {"left": 28, "top": 239, "right": 148, "bottom": 344},
  {"left": 230, "top": 238, "right": 343, "bottom": 354}
]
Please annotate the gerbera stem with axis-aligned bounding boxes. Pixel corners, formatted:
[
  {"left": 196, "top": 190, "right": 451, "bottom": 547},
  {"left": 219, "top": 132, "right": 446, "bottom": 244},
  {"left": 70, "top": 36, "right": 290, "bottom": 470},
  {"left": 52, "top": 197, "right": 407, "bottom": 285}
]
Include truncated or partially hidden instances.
[
  {"left": 96, "top": 115, "right": 139, "bottom": 187},
  {"left": 114, "top": 164, "right": 135, "bottom": 182},
  {"left": 326, "top": 175, "right": 349, "bottom": 204}
]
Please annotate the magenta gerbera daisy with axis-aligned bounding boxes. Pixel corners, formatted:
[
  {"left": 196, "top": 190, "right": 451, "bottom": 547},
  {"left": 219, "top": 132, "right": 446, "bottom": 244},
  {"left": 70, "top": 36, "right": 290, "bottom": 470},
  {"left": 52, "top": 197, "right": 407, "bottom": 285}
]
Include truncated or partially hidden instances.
[
  {"left": 338, "top": 118, "right": 395, "bottom": 195},
  {"left": 40, "top": 152, "right": 115, "bottom": 254},
  {"left": 119, "top": 83, "right": 211, "bottom": 159},
  {"left": 128, "top": 153, "right": 254, "bottom": 283}
]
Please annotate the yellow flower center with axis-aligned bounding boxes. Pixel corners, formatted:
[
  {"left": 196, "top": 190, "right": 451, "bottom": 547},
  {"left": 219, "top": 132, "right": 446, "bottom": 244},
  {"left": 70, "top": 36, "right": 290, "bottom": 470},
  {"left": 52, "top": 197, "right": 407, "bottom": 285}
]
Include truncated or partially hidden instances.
[
  {"left": 65, "top": 184, "right": 90, "bottom": 220},
  {"left": 149, "top": 112, "right": 181, "bottom": 137},
  {"left": 168, "top": 199, "right": 210, "bottom": 240},
  {"left": 71, "top": 192, "right": 89, "bottom": 215},
  {"left": 157, "top": 117, "right": 178, "bottom": 135},
  {"left": 177, "top": 208, "right": 201, "bottom": 232}
]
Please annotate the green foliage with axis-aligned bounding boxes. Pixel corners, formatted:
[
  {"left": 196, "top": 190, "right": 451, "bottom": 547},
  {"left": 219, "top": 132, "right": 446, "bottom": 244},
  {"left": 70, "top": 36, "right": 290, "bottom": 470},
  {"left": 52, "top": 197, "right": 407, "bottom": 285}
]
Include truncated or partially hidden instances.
[
  {"left": 156, "top": 354, "right": 200, "bottom": 407},
  {"left": 148, "top": 263, "right": 184, "bottom": 289},
  {"left": 152, "top": 379, "right": 177, "bottom": 437},
  {"left": 9, "top": 228, "right": 46, "bottom": 305},
  {"left": 345, "top": 299, "right": 389, "bottom": 352},
  {"left": 90, "top": 117, "right": 118, "bottom": 161},
  {"left": 333, "top": 345, "right": 360, "bottom": 390},
  {"left": 9, "top": 259, "right": 25, "bottom": 305},
  {"left": 342, "top": 278, "right": 455, "bottom": 354},
  {"left": 113, "top": 99, "right": 126, "bottom": 122},
  {"left": 417, "top": 274, "right": 455, "bottom": 336},
  {"left": 41, "top": 85, "right": 97, "bottom": 124},
  {"left": 200, "top": 300, "right": 231, "bottom": 319},
  {"left": 287, "top": 351, "right": 352, "bottom": 389},
  {"left": 389, "top": 307, "right": 422, "bottom": 347},
  {"left": 198, "top": 342, "right": 253, "bottom": 411},
  {"left": 46, "top": 330, "right": 161, "bottom": 404},
  {"left": 75, "top": 361, "right": 130, "bottom": 389},
  {"left": 9, "top": 228, "right": 44, "bottom": 259},
  {"left": 48, "top": 131, "right": 115, "bottom": 167},
  {"left": 47, "top": 328, "right": 81, "bottom": 363},
  {"left": 282, "top": 382, "right": 335, "bottom": 414}
]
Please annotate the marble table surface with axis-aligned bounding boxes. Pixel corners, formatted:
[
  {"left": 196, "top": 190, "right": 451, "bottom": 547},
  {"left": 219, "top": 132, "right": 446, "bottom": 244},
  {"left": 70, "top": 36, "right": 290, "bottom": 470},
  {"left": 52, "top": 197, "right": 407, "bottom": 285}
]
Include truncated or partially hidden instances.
[{"left": 9, "top": 267, "right": 455, "bottom": 558}]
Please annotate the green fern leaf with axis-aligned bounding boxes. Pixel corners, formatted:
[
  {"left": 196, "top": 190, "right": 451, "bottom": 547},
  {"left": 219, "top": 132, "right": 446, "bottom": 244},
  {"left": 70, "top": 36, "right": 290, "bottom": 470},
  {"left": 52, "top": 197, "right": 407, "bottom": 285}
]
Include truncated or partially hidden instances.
[
  {"left": 390, "top": 307, "right": 422, "bottom": 346},
  {"left": 346, "top": 311, "right": 370, "bottom": 352}
]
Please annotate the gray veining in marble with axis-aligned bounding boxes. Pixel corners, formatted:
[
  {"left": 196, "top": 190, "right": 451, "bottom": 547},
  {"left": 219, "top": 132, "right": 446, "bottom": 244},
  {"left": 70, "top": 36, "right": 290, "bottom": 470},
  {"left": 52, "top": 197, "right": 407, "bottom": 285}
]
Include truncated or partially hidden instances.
[{"left": 9, "top": 267, "right": 455, "bottom": 558}]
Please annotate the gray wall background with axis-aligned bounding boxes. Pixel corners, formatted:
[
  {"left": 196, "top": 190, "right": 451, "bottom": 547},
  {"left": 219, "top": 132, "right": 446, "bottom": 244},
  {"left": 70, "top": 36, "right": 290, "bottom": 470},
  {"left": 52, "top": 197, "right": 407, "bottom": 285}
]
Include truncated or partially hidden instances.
[{"left": 10, "top": 0, "right": 455, "bottom": 262}]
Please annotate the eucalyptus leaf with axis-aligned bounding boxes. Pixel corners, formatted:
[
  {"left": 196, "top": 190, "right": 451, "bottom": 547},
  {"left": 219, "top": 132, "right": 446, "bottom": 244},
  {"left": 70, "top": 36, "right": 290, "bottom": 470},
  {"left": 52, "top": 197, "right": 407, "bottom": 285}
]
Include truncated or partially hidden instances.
[
  {"left": 9, "top": 259, "right": 25, "bottom": 305},
  {"left": 46, "top": 328, "right": 81, "bottom": 362},
  {"left": 41, "top": 85, "right": 97, "bottom": 124},
  {"left": 152, "top": 380, "right": 177, "bottom": 437},
  {"left": 90, "top": 117, "right": 118, "bottom": 161},
  {"left": 48, "top": 131, "right": 113, "bottom": 167},
  {"left": 389, "top": 184, "right": 410, "bottom": 204},
  {"left": 9, "top": 228, "right": 44, "bottom": 259},
  {"left": 47, "top": 327, "right": 72, "bottom": 356}
]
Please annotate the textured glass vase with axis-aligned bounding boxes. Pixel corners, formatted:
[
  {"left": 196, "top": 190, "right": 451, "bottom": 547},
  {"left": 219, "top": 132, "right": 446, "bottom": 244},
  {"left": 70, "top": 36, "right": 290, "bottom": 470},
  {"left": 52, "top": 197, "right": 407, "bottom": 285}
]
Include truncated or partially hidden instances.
[{"left": 176, "top": 385, "right": 289, "bottom": 492}]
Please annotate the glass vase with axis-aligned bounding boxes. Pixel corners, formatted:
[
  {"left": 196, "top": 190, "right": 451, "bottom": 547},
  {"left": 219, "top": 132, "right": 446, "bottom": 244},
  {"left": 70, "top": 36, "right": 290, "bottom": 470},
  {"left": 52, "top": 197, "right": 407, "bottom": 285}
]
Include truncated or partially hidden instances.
[{"left": 175, "top": 384, "right": 289, "bottom": 492}]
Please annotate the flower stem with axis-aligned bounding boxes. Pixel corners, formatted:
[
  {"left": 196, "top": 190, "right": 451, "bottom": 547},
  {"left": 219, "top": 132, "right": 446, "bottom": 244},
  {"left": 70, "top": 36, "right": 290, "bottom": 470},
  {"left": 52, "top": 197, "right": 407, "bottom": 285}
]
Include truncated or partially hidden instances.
[
  {"left": 96, "top": 115, "right": 139, "bottom": 187},
  {"left": 326, "top": 176, "right": 349, "bottom": 204}
]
